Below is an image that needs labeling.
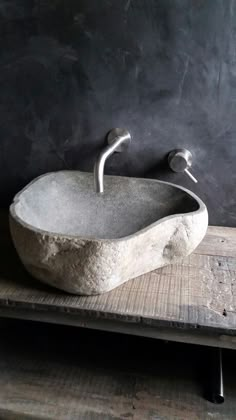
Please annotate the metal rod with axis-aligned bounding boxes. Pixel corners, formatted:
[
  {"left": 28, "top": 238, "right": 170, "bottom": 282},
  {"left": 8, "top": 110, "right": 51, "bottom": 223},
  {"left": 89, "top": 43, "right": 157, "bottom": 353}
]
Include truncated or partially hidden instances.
[
  {"left": 208, "top": 348, "right": 224, "bottom": 404},
  {"left": 184, "top": 168, "right": 198, "bottom": 183},
  {"left": 94, "top": 129, "right": 131, "bottom": 194},
  {"left": 94, "top": 136, "right": 124, "bottom": 194}
]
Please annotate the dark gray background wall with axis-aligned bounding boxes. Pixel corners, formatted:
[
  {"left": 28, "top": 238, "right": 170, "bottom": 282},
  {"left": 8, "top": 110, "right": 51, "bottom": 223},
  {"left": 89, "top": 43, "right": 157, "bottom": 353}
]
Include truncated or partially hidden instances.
[{"left": 0, "top": 0, "right": 235, "bottom": 226}]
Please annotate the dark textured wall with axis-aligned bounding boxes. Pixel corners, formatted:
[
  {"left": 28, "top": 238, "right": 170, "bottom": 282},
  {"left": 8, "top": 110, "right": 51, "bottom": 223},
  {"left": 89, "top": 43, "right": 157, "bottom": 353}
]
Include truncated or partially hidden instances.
[{"left": 0, "top": 0, "right": 235, "bottom": 226}]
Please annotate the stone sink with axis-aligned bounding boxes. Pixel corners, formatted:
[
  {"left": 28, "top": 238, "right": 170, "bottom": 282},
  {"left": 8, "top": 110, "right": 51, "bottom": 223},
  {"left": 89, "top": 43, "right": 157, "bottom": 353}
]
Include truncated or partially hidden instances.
[{"left": 10, "top": 171, "right": 208, "bottom": 295}]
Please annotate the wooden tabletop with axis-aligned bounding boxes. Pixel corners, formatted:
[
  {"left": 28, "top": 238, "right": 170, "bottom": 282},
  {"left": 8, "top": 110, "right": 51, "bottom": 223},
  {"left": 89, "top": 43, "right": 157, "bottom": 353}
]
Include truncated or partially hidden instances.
[{"left": 1, "top": 210, "right": 236, "bottom": 349}]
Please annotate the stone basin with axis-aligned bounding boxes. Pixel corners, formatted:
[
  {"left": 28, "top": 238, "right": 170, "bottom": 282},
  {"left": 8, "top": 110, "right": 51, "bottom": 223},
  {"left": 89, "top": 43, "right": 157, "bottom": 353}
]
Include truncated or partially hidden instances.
[{"left": 10, "top": 171, "right": 208, "bottom": 295}]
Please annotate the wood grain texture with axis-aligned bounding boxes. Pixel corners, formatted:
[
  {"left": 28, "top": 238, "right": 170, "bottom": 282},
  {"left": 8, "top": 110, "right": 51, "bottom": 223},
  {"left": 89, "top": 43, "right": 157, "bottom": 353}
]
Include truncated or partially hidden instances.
[
  {"left": 195, "top": 226, "right": 236, "bottom": 258},
  {"left": 0, "top": 321, "right": 236, "bottom": 420},
  {"left": 1, "top": 212, "right": 236, "bottom": 347}
]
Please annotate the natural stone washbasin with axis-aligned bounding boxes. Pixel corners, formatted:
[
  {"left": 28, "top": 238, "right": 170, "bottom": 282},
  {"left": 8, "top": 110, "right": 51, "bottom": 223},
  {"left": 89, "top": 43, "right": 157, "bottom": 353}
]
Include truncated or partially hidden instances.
[{"left": 10, "top": 171, "right": 208, "bottom": 295}]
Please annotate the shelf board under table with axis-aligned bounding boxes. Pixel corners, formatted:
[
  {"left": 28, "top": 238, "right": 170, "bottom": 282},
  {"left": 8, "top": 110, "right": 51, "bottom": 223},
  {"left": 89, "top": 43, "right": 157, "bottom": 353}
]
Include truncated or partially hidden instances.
[{"left": 1, "top": 210, "right": 236, "bottom": 349}]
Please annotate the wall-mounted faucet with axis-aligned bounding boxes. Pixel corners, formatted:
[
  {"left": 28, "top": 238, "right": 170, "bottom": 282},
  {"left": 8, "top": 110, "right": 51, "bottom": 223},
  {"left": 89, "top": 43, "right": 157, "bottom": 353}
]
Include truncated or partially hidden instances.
[
  {"left": 94, "top": 128, "right": 131, "bottom": 193},
  {"left": 168, "top": 148, "right": 198, "bottom": 183}
]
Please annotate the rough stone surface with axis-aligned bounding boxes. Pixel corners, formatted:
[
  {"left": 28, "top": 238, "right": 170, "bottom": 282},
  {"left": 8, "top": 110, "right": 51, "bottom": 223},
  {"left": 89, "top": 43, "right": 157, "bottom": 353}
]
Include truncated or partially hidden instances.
[{"left": 9, "top": 171, "right": 208, "bottom": 295}]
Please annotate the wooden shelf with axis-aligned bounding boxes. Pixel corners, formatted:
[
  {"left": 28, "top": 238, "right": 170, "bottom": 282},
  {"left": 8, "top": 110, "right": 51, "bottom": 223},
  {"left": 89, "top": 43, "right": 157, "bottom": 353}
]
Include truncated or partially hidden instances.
[{"left": 1, "top": 210, "right": 236, "bottom": 349}]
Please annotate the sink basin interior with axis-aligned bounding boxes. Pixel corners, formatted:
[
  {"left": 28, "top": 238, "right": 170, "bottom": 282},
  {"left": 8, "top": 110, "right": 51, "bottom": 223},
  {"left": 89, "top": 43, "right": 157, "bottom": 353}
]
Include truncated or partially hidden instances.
[{"left": 13, "top": 171, "right": 199, "bottom": 239}]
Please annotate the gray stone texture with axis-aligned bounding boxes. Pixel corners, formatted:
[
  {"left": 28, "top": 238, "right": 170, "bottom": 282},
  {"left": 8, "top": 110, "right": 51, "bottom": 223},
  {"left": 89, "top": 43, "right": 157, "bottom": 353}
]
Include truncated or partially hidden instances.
[{"left": 10, "top": 171, "right": 208, "bottom": 295}]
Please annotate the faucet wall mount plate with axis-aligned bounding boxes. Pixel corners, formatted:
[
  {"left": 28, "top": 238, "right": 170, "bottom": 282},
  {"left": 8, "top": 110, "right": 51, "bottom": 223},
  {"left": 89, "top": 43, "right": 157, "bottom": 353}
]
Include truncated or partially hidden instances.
[{"left": 107, "top": 128, "right": 131, "bottom": 152}]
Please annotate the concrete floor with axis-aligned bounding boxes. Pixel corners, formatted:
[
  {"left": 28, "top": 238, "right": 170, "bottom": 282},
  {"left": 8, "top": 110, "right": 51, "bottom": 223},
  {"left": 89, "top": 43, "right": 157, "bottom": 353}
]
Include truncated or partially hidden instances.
[{"left": 0, "top": 319, "right": 235, "bottom": 419}]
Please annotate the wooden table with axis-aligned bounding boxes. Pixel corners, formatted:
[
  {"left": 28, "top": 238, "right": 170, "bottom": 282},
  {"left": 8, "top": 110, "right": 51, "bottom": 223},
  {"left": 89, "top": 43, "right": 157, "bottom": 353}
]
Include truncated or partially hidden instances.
[{"left": 1, "top": 210, "right": 236, "bottom": 349}]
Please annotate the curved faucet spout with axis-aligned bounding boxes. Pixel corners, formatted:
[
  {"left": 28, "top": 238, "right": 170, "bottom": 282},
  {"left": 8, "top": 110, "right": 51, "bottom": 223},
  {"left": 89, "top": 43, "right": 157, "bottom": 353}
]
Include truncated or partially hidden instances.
[{"left": 94, "top": 129, "right": 131, "bottom": 194}]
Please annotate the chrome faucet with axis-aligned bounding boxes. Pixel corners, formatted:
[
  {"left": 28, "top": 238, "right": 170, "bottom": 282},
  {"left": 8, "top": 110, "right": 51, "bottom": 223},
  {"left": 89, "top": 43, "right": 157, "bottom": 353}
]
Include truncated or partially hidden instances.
[
  {"left": 94, "top": 128, "right": 131, "bottom": 193},
  {"left": 168, "top": 149, "right": 198, "bottom": 183}
]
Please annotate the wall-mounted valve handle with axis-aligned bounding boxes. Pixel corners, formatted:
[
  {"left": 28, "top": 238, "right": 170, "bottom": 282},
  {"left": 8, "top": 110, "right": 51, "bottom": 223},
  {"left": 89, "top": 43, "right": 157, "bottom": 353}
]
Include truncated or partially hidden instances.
[{"left": 168, "top": 149, "right": 198, "bottom": 183}]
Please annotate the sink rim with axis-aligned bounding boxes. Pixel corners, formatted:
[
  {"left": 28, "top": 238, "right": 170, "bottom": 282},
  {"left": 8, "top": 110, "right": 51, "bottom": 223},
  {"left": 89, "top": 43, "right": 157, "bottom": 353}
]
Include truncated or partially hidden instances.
[{"left": 10, "top": 170, "right": 207, "bottom": 242}]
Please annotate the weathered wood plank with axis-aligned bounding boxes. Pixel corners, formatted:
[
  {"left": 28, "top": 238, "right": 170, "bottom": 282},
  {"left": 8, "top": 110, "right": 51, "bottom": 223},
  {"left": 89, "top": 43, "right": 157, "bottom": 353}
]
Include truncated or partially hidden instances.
[
  {"left": 2, "top": 306, "right": 236, "bottom": 349},
  {"left": 0, "top": 248, "right": 236, "bottom": 338},
  {"left": 195, "top": 226, "right": 236, "bottom": 258},
  {"left": 0, "top": 209, "right": 236, "bottom": 348},
  {"left": 0, "top": 321, "right": 236, "bottom": 420}
]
